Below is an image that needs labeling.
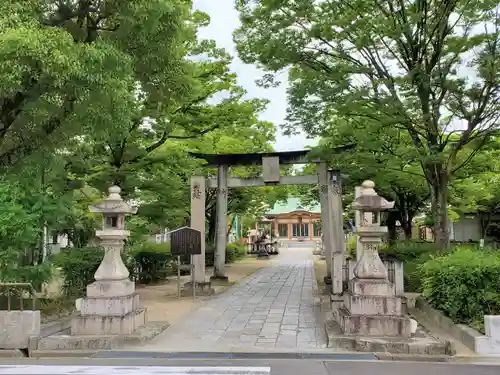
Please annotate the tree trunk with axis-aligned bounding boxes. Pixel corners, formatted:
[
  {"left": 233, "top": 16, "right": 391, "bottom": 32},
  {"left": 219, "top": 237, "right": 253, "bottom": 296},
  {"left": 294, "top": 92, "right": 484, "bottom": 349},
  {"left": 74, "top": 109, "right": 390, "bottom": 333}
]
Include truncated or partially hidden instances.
[
  {"left": 387, "top": 210, "right": 398, "bottom": 244},
  {"left": 401, "top": 214, "right": 413, "bottom": 240},
  {"left": 428, "top": 166, "right": 450, "bottom": 250},
  {"left": 227, "top": 215, "right": 235, "bottom": 238},
  {"left": 207, "top": 212, "right": 216, "bottom": 245}
]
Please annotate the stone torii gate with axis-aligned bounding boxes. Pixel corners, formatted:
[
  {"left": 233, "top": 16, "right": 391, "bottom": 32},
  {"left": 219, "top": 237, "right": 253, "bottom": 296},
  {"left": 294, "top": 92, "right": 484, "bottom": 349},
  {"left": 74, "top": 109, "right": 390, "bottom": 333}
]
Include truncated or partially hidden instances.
[{"left": 188, "top": 149, "right": 346, "bottom": 295}]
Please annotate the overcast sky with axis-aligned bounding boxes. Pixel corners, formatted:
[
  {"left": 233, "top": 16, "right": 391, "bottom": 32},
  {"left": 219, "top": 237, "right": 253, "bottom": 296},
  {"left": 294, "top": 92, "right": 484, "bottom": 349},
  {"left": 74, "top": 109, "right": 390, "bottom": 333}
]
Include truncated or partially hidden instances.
[{"left": 193, "top": 0, "right": 316, "bottom": 152}]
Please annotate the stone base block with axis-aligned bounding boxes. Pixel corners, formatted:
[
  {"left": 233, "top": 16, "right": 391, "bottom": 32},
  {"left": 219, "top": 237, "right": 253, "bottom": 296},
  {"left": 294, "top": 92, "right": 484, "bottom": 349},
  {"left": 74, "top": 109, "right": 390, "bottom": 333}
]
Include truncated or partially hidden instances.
[
  {"left": 0, "top": 311, "right": 40, "bottom": 349},
  {"left": 80, "top": 293, "right": 140, "bottom": 316},
  {"left": 337, "top": 307, "right": 411, "bottom": 337},
  {"left": 181, "top": 281, "right": 214, "bottom": 297},
  {"left": 475, "top": 315, "right": 500, "bottom": 354},
  {"left": 325, "top": 317, "right": 453, "bottom": 355},
  {"left": 87, "top": 279, "right": 135, "bottom": 298},
  {"left": 210, "top": 275, "right": 229, "bottom": 284},
  {"left": 71, "top": 308, "right": 146, "bottom": 335},
  {"left": 345, "top": 294, "right": 403, "bottom": 316},
  {"left": 36, "top": 321, "right": 169, "bottom": 352},
  {"left": 348, "top": 278, "right": 395, "bottom": 296}
]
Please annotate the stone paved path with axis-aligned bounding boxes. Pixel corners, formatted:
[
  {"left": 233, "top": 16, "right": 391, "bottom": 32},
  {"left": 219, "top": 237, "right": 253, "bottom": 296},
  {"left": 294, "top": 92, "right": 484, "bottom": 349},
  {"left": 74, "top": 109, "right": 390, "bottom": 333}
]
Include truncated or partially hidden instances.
[{"left": 133, "top": 247, "right": 327, "bottom": 351}]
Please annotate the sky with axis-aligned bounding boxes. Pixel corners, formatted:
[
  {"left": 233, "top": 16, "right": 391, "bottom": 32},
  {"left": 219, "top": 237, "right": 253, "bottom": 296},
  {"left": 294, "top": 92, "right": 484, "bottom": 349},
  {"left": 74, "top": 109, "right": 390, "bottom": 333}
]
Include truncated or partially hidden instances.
[{"left": 193, "top": 0, "right": 317, "bottom": 152}]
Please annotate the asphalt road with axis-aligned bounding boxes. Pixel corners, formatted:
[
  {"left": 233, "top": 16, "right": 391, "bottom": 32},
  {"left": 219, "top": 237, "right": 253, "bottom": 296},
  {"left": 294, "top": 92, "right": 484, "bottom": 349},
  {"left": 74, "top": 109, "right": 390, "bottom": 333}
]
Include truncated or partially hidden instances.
[{"left": 0, "top": 358, "right": 498, "bottom": 375}]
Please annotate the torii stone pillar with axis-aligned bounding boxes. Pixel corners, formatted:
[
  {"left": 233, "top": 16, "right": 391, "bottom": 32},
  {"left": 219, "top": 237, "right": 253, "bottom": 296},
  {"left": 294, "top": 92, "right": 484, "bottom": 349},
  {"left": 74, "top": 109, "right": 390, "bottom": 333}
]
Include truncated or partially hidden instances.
[
  {"left": 71, "top": 186, "right": 146, "bottom": 335},
  {"left": 190, "top": 176, "right": 206, "bottom": 284},
  {"left": 330, "top": 170, "right": 345, "bottom": 296},
  {"left": 317, "top": 163, "right": 333, "bottom": 285},
  {"left": 213, "top": 164, "right": 229, "bottom": 282}
]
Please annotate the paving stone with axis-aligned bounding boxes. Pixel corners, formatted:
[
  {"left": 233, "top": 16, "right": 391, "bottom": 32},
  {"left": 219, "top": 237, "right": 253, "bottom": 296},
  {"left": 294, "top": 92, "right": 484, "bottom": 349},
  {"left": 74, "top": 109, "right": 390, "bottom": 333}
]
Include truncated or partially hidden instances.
[{"left": 131, "top": 248, "right": 326, "bottom": 351}]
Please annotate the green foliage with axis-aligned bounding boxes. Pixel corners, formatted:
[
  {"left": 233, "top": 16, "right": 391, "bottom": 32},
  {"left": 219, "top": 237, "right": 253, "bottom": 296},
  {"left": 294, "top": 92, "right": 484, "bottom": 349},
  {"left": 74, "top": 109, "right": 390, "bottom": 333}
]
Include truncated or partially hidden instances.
[
  {"left": 52, "top": 247, "right": 105, "bottom": 298},
  {"left": 379, "top": 241, "right": 438, "bottom": 292},
  {"left": 234, "top": 0, "right": 500, "bottom": 247},
  {"left": 379, "top": 241, "right": 439, "bottom": 262},
  {"left": 421, "top": 247, "right": 500, "bottom": 332},
  {"left": 225, "top": 242, "right": 247, "bottom": 264},
  {"left": 130, "top": 242, "right": 174, "bottom": 284},
  {"left": 0, "top": 176, "right": 54, "bottom": 287},
  {"left": 346, "top": 235, "right": 357, "bottom": 259},
  {"left": 205, "top": 242, "right": 247, "bottom": 267}
]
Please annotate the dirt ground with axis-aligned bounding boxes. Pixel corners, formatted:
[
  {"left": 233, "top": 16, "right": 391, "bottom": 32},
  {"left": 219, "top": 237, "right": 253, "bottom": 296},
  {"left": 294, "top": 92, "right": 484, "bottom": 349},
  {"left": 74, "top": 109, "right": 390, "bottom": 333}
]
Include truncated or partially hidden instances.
[{"left": 136, "top": 256, "right": 271, "bottom": 325}]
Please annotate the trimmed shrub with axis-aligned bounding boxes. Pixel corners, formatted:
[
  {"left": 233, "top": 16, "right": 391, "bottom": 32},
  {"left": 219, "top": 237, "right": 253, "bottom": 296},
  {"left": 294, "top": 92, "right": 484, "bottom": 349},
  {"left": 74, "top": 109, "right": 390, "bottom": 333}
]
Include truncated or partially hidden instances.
[
  {"left": 379, "top": 240, "right": 438, "bottom": 292},
  {"left": 420, "top": 247, "right": 500, "bottom": 332},
  {"left": 52, "top": 247, "right": 107, "bottom": 297},
  {"left": 131, "top": 242, "right": 174, "bottom": 284},
  {"left": 225, "top": 242, "right": 246, "bottom": 263},
  {"left": 205, "top": 242, "right": 246, "bottom": 266}
]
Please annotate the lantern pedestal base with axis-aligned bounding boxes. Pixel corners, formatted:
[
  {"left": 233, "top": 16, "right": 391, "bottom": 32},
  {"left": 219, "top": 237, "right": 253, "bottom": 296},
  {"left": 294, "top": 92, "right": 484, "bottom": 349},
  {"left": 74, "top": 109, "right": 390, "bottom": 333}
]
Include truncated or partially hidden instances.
[
  {"left": 71, "top": 308, "right": 147, "bottom": 336},
  {"left": 336, "top": 308, "right": 411, "bottom": 337},
  {"left": 336, "top": 278, "right": 411, "bottom": 338},
  {"left": 80, "top": 293, "right": 140, "bottom": 316},
  {"left": 72, "top": 277, "right": 147, "bottom": 336},
  {"left": 86, "top": 279, "right": 135, "bottom": 298}
]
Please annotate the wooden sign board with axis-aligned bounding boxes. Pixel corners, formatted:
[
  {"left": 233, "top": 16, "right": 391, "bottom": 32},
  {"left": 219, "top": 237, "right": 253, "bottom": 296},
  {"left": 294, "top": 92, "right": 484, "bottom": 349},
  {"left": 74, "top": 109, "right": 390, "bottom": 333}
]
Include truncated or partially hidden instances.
[{"left": 170, "top": 227, "right": 202, "bottom": 256}]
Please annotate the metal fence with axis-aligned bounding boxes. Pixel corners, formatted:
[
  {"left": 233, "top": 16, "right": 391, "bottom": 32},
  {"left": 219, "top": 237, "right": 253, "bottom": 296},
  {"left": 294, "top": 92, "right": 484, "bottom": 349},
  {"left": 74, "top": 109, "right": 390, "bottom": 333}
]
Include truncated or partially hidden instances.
[{"left": 0, "top": 282, "right": 37, "bottom": 311}]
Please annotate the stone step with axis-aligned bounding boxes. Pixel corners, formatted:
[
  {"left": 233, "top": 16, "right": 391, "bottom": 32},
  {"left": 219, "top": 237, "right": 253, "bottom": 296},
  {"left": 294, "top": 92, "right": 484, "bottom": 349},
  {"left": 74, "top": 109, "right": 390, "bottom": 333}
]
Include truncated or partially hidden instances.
[
  {"left": 71, "top": 308, "right": 146, "bottom": 335},
  {"left": 36, "top": 321, "right": 169, "bottom": 351}
]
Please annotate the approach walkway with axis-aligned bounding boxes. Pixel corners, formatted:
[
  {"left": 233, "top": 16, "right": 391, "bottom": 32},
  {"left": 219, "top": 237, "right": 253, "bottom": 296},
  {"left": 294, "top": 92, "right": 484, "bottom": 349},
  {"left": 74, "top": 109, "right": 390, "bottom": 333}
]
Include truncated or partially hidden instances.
[{"left": 133, "top": 247, "right": 327, "bottom": 352}]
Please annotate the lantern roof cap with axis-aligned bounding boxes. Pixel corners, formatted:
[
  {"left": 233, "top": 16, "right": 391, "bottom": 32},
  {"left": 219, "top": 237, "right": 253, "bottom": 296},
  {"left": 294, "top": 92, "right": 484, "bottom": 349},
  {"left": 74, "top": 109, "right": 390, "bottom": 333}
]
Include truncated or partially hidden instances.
[
  {"left": 89, "top": 185, "right": 138, "bottom": 214},
  {"left": 352, "top": 180, "right": 394, "bottom": 211}
]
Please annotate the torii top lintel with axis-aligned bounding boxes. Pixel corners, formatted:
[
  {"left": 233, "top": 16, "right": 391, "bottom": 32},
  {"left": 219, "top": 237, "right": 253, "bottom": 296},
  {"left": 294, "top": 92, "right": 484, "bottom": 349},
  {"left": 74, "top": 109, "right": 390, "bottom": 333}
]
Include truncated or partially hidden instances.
[{"left": 189, "top": 145, "right": 354, "bottom": 168}]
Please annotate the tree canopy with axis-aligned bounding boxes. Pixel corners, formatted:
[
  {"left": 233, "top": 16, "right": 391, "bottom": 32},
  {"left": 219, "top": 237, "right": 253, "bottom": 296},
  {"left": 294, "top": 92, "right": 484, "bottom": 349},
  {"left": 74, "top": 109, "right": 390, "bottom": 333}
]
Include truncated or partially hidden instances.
[{"left": 234, "top": 0, "right": 500, "bottom": 247}]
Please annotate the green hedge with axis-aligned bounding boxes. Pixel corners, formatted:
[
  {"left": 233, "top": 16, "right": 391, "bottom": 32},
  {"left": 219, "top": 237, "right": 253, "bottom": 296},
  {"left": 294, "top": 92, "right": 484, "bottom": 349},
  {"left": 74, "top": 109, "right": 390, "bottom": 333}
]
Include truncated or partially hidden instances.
[
  {"left": 379, "top": 240, "right": 438, "bottom": 292},
  {"left": 52, "top": 247, "right": 115, "bottom": 297},
  {"left": 131, "top": 242, "right": 174, "bottom": 284},
  {"left": 421, "top": 247, "right": 500, "bottom": 332},
  {"left": 205, "top": 242, "right": 246, "bottom": 266}
]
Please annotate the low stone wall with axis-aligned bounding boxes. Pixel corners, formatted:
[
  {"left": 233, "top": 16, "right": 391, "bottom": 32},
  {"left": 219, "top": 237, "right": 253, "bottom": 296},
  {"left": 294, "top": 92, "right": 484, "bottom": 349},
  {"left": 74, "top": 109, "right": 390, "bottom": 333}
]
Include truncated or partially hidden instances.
[
  {"left": 414, "top": 297, "right": 481, "bottom": 352},
  {"left": 0, "top": 311, "right": 40, "bottom": 349},
  {"left": 475, "top": 315, "right": 500, "bottom": 354}
]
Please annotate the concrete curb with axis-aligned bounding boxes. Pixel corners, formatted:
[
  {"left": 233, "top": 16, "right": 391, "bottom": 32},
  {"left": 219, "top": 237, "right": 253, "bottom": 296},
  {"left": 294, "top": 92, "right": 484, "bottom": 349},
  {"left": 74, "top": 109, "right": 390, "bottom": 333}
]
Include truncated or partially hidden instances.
[
  {"left": 414, "top": 297, "right": 481, "bottom": 352},
  {"left": 374, "top": 352, "right": 450, "bottom": 362}
]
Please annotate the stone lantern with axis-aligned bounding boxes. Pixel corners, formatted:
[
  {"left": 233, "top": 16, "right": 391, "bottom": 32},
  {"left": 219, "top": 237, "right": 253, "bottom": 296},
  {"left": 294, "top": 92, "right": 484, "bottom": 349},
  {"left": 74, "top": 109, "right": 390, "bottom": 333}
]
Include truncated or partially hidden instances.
[
  {"left": 352, "top": 180, "right": 393, "bottom": 280},
  {"left": 71, "top": 186, "right": 147, "bottom": 336},
  {"left": 89, "top": 185, "right": 136, "bottom": 285},
  {"left": 336, "top": 180, "right": 411, "bottom": 337}
]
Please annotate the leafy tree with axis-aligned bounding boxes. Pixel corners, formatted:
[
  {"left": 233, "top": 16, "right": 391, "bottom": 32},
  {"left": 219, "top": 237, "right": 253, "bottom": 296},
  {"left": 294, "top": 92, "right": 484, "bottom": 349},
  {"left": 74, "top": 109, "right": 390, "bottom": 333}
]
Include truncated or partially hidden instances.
[
  {"left": 450, "top": 138, "right": 500, "bottom": 240},
  {"left": 234, "top": 0, "right": 500, "bottom": 248},
  {"left": 313, "top": 118, "right": 429, "bottom": 239}
]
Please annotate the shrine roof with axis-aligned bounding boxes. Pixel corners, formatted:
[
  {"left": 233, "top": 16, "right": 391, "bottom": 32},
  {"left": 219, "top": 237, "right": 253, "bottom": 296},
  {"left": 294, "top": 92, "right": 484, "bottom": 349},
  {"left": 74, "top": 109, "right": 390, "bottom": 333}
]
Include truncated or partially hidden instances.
[{"left": 265, "top": 197, "right": 321, "bottom": 216}]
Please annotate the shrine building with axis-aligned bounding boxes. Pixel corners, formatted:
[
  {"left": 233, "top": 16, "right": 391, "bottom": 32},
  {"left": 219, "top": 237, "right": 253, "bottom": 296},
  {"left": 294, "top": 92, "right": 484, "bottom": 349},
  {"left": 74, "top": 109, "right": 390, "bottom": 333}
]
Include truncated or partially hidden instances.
[{"left": 261, "top": 197, "right": 322, "bottom": 242}]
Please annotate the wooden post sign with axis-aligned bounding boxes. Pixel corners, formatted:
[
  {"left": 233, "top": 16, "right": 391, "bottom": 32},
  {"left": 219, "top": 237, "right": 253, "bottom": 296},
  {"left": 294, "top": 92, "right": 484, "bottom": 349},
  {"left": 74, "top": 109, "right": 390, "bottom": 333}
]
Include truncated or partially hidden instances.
[
  {"left": 169, "top": 227, "right": 202, "bottom": 300},
  {"left": 170, "top": 227, "right": 202, "bottom": 256}
]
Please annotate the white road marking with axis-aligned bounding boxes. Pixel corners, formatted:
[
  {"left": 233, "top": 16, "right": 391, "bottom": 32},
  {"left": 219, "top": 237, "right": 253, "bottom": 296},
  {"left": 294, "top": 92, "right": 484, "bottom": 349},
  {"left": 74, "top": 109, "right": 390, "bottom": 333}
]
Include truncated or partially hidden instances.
[{"left": 0, "top": 366, "right": 271, "bottom": 375}]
